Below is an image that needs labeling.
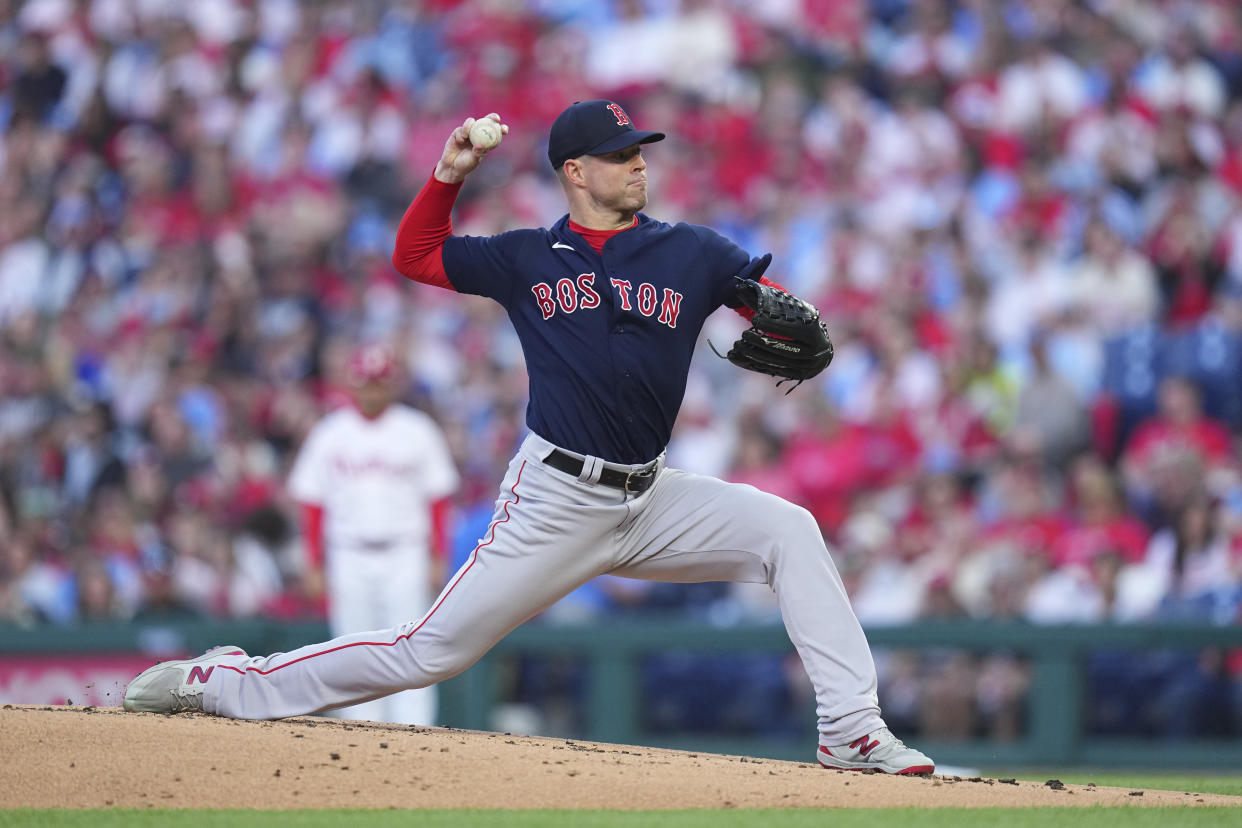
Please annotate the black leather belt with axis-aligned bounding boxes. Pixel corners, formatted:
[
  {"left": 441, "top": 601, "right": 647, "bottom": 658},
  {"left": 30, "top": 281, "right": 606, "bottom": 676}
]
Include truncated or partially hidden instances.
[{"left": 542, "top": 449, "right": 658, "bottom": 493}]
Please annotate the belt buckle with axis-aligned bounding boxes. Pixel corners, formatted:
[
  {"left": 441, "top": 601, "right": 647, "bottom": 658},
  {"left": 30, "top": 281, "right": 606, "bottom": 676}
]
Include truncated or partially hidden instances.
[{"left": 624, "top": 466, "right": 656, "bottom": 493}]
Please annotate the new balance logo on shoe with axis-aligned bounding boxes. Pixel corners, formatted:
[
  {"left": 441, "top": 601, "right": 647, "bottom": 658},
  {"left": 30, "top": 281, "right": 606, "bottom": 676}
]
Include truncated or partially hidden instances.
[
  {"left": 850, "top": 735, "right": 880, "bottom": 756},
  {"left": 187, "top": 666, "right": 214, "bottom": 684}
]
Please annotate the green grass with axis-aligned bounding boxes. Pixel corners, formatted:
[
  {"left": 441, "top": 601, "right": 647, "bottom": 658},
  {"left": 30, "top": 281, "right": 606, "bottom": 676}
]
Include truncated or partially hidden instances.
[
  {"left": 1010, "top": 773, "right": 1242, "bottom": 797},
  {"left": 2, "top": 809, "right": 1241, "bottom": 828}
]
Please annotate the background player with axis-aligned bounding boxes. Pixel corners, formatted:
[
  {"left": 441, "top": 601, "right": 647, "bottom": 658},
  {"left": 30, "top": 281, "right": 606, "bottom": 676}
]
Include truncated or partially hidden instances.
[
  {"left": 125, "top": 102, "right": 934, "bottom": 776},
  {"left": 286, "top": 343, "right": 459, "bottom": 725}
]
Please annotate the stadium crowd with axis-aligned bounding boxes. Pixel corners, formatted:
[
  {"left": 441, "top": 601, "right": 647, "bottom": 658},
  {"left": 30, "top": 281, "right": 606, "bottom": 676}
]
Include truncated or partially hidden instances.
[{"left": 1, "top": 0, "right": 1241, "bottom": 739}]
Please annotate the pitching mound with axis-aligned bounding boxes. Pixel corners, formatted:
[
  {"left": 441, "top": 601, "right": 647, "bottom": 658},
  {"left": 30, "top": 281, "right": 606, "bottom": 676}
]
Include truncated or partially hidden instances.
[{"left": 1, "top": 706, "right": 1237, "bottom": 809}]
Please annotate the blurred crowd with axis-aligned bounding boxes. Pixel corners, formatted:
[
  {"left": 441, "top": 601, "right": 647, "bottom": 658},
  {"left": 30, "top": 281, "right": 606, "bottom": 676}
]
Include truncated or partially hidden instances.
[{"left": 2, "top": 0, "right": 1242, "bottom": 738}]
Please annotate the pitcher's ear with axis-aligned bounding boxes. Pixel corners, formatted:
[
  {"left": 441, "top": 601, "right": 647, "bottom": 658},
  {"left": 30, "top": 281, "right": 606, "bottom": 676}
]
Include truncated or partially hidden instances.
[{"left": 562, "top": 158, "right": 586, "bottom": 185}]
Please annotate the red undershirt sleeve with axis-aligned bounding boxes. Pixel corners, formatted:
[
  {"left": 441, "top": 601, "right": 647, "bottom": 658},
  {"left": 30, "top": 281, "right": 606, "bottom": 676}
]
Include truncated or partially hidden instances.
[
  {"left": 301, "top": 502, "right": 325, "bottom": 570},
  {"left": 429, "top": 496, "right": 452, "bottom": 562},
  {"left": 392, "top": 173, "right": 463, "bottom": 290}
]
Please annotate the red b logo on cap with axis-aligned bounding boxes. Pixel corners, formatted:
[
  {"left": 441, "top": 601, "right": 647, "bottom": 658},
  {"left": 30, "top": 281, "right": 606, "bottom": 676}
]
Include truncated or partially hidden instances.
[{"left": 606, "top": 103, "right": 630, "bottom": 126}]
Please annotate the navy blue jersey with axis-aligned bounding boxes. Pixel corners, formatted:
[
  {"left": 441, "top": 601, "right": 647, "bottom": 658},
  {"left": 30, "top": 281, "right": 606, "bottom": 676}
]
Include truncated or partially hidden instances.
[{"left": 442, "top": 214, "right": 749, "bottom": 464}]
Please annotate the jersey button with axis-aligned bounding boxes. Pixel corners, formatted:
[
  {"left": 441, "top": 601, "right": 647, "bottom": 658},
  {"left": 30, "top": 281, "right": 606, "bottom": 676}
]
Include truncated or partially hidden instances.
[{"left": 613, "top": 325, "right": 624, "bottom": 334}]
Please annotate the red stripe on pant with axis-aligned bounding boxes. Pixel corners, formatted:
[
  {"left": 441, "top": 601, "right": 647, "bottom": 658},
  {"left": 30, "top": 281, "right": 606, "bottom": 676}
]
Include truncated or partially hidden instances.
[{"left": 219, "top": 460, "right": 528, "bottom": 678}]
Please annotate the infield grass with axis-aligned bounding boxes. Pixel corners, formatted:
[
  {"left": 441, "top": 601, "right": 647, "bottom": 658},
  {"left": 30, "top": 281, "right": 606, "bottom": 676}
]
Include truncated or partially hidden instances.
[
  {"left": 3, "top": 808, "right": 1241, "bottom": 828},
  {"left": 1009, "top": 773, "right": 1242, "bottom": 797}
]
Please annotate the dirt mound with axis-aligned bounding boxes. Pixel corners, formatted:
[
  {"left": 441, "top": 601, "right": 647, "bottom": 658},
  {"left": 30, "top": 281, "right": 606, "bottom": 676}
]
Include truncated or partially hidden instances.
[{"left": 1, "top": 706, "right": 1236, "bottom": 810}]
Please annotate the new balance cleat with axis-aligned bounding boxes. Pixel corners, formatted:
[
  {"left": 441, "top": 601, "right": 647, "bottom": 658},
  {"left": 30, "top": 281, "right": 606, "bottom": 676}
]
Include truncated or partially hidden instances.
[
  {"left": 817, "top": 727, "right": 935, "bottom": 775},
  {"left": 123, "top": 645, "right": 248, "bottom": 714}
]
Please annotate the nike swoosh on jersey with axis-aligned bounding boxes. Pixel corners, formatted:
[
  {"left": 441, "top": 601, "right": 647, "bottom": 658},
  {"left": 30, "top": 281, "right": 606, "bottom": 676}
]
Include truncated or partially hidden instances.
[{"left": 552, "top": 242, "right": 576, "bottom": 252}]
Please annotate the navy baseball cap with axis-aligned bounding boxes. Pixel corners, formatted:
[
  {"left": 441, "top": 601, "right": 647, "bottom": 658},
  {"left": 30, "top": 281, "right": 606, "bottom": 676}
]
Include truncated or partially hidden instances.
[{"left": 547, "top": 100, "right": 665, "bottom": 170}]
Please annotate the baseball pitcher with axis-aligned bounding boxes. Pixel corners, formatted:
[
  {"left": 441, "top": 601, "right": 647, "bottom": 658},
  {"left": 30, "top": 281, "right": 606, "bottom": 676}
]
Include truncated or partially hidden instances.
[{"left": 125, "top": 101, "right": 933, "bottom": 775}]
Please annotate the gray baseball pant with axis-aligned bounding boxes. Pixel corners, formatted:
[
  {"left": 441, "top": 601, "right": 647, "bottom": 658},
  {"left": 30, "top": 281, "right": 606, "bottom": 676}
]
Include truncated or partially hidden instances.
[{"left": 204, "top": 433, "right": 883, "bottom": 744}]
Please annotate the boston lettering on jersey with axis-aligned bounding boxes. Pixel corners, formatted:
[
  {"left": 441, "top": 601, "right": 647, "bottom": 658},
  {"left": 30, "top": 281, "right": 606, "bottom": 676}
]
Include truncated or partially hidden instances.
[
  {"left": 442, "top": 214, "right": 749, "bottom": 464},
  {"left": 531, "top": 273, "right": 684, "bottom": 329}
]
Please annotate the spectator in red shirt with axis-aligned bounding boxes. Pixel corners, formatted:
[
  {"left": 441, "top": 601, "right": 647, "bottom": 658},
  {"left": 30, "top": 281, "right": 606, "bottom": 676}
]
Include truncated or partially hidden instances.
[
  {"left": 784, "top": 395, "right": 873, "bottom": 534},
  {"left": 897, "top": 469, "right": 976, "bottom": 568},
  {"left": 727, "top": 424, "right": 799, "bottom": 505},
  {"left": 978, "top": 452, "right": 1068, "bottom": 562},
  {"left": 1147, "top": 202, "right": 1223, "bottom": 327},
  {"left": 1121, "top": 376, "right": 1236, "bottom": 521},
  {"left": 1055, "top": 456, "right": 1150, "bottom": 568}
]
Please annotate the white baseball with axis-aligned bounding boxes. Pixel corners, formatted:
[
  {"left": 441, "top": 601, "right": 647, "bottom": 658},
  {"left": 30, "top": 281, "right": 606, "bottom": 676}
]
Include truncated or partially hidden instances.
[{"left": 469, "top": 118, "right": 503, "bottom": 151}]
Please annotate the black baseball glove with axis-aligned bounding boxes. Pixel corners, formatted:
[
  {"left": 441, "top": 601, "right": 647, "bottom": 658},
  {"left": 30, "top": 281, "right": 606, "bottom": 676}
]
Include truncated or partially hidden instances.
[{"left": 718, "top": 255, "right": 834, "bottom": 391}]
